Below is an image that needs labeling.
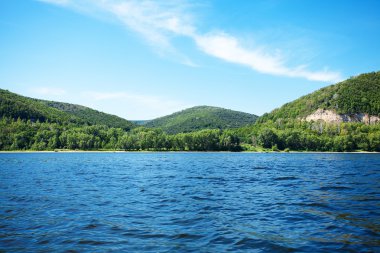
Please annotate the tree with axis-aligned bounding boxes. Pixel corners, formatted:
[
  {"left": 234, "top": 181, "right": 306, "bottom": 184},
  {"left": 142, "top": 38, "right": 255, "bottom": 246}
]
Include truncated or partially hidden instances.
[{"left": 258, "top": 128, "right": 278, "bottom": 148}]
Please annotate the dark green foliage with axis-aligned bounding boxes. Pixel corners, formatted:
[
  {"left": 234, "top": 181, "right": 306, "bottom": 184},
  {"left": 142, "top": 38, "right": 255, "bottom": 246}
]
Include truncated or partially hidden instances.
[
  {"left": 39, "top": 100, "right": 134, "bottom": 130},
  {"left": 258, "top": 128, "right": 278, "bottom": 148},
  {"left": 0, "top": 89, "right": 80, "bottom": 124},
  {"left": 0, "top": 117, "right": 241, "bottom": 151},
  {"left": 0, "top": 90, "right": 242, "bottom": 151},
  {"left": 237, "top": 118, "right": 380, "bottom": 152},
  {"left": 258, "top": 71, "right": 380, "bottom": 123},
  {"left": 145, "top": 106, "right": 258, "bottom": 134},
  {"left": 0, "top": 89, "right": 135, "bottom": 130},
  {"left": 1, "top": 71, "right": 379, "bottom": 152},
  {"left": 237, "top": 71, "right": 380, "bottom": 152}
]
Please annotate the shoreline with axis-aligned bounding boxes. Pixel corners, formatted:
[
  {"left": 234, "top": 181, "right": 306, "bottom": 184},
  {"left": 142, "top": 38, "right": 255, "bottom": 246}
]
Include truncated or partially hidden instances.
[{"left": 0, "top": 150, "right": 379, "bottom": 154}]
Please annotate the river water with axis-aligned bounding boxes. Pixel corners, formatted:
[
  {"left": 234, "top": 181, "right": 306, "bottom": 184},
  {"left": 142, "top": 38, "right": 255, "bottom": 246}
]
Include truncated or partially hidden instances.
[{"left": 1, "top": 152, "right": 379, "bottom": 252}]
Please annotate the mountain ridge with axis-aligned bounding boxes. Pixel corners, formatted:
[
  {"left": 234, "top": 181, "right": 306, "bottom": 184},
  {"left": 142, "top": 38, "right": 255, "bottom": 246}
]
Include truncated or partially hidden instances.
[
  {"left": 1, "top": 70, "right": 379, "bottom": 152},
  {"left": 38, "top": 99, "right": 135, "bottom": 130},
  {"left": 257, "top": 71, "right": 380, "bottom": 124},
  {"left": 0, "top": 89, "right": 135, "bottom": 130},
  {"left": 145, "top": 105, "right": 258, "bottom": 134}
]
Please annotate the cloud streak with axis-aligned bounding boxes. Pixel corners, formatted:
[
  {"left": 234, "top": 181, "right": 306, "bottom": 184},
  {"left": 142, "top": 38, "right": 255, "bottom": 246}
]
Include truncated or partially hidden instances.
[
  {"left": 38, "top": 0, "right": 70, "bottom": 6},
  {"left": 194, "top": 32, "right": 341, "bottom": 82},
  {"left": 38, "top": 0, "right": 342, "bottom": 82}
]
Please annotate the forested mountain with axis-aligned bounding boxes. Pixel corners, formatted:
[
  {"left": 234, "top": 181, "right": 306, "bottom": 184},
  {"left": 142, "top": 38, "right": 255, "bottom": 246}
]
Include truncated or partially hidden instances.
[
  {"left": 39, "top": 100, "right": 135, "bottom": 130},
  {"left": 0, "top": 89, "right": 241, "bottom": 151},
  {"left": 236, "top": 71, "right": 380, "bottom": 152},
  {"left": 145, "top": 106, "right": 258, "bottom": 134},
  {"left": 258, "top": 71, "right": 380, "bottom": 123},
  {"left": 0, "top": 89, "right": 81, "bottom": 124},
  {"left": 1, "top": 71, "right": 379, "bottom": 152},
  {"left": 0, "top": 89, "right": 135, "bottom": 130}
]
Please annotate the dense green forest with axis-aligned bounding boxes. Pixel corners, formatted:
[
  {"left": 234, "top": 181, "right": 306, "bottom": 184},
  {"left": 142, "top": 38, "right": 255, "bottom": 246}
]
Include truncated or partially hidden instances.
[
  {"left": 145, "top": 106, "right": 258, "bottom": 134},
  {"left": 236, "top": 119, "right": 380, "bottom": 152},
  {"left": 258, "top": 71, "right": 380, "bottom": 123},
  {"left": 0, "top": 117, "right": 241, "bottom": 151},
  {"left": 1, "top": 71, "right": 380, "bottom": 152},
  {"left": 242, "top": 71, "right": 380, "bottom": 152},
  {"left": 0, "top": 89, "right": 81, "bottom": 124},
  {"left": 1, "top": 116, "right": 379, "bottom": 152},
  {"left": 0, "top": 89, "right": 135, "bottom": 130},
  {"left": 39, "top": 100, "right": 135, "bottom": 130}
]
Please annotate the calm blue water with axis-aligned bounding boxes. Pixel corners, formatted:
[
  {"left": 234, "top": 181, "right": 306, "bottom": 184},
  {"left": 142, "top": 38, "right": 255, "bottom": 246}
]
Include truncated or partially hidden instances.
[{"left": 0, "top": 153, "right": 379, "bottom": 252}]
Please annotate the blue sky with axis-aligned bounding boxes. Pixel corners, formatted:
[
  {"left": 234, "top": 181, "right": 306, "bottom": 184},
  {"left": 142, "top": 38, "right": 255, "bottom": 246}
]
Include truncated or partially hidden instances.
[{"left": 1, "top": 0, "right": 379, "bottom": 120}]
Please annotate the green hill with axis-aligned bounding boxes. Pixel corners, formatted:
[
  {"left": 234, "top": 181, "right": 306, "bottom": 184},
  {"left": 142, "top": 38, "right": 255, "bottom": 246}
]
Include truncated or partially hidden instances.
[
  {"left": 238, "top": 71, "right": 380, "bottom": 152},
  {"left": 145, "top": 106, "right": 258, "bottom": 134},
  {"left": 258, "top": 71, "right": 380, "bottom": 123},
  {"left": 39, "top": 100, "right": 134, "bottom": 130},
  {"left": 0, "top": 89, "right": 135, "bottom": 130},
  {"left": 0, "top": 89, "right": 81, "bottom": 124},
  {"left": 1, "top": 71, "right": 379, "bottom": 152}
]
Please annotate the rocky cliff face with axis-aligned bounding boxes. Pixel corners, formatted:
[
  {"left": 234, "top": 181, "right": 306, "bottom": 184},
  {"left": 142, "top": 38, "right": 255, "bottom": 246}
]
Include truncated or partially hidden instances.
[{"left": 305, "top": 109, "right": 380, "bottom": 124}]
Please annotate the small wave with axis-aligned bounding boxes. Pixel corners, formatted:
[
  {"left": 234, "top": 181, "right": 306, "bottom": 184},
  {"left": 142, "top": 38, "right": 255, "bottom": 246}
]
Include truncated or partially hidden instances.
[
  {"left": 172, "top": 233, "right": 203, "bottom": 240},
  {"left": 139, "top": 233, "right": 168, "bottom": 239},
  {"left": 351, "top": 196, "right": 380, "bottom": 202},
  {"left": 78, "top": 239, "right": 109, "bottom": 245},
  {"left": 234, "top": 237, "right": 296, "bottom": 252},
  {"left": 209, "top": 235, "right": 235, "bottom": 245},
  {"left": 297, "top": 202, "right": 329, "bottom": 208},
  {"left": 171, "top": 216, "right": 204, "bottom": 226},
  {"left": 325, "top": 225, "right": 340, "bottom": 231},
  {"left": 37, "top": 239, "right": 50, "bottom": 245},
  {"left": 274, "top": 176, "right": 298, "bottom": 181},
  {"left": 83, "top": 224, "right": 99, "bottom": 230},
  {"left": 253, "top": 166, "right": 270, "bottom": 170},
  {"left": 318, "top": 186, "right": 352, "bottom": 191},
  {"left": 160, "top": 198, "right": 179, "bottom": 203},
  {"left": 234, "top": 237, "right": 260, "bottom": 248},
  {"left": 187, "top": 176, "right": 204, "bottom": 180},
  {"left": 192, "top": 196, "right": 211, "bottom": 201}
]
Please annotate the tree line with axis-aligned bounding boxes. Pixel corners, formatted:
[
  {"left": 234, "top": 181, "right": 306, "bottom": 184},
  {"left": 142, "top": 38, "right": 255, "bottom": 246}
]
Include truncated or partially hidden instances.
[
  {"left": 237, "top": 119, "right": 380, "bottom": 152},
  {"left": 0, "top": 117, "right": 241, "bottom": 151},
  {"left": 1, "top": 117, "right": 379, "bottom": 152}
]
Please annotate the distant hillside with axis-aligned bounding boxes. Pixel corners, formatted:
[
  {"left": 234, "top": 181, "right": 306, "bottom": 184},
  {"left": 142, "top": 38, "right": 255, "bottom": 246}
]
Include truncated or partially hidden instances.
[
  {"left": 39, "top": 100, "right": 135, "bottom": 130},
  {"left": 146, "top": 106, "right": 258, "bottom": 134},
  {"left": 258, "top": 71, "right": 380, "bottom": 123},
  {"left": 0, "top": 89, "right": 81, "bottom": 124},
  {"left": 0, "top": 89, "right": 135, "bottom": 130},
  {"left": 131, "top": 120, "right": 151, "bottom": 126}
]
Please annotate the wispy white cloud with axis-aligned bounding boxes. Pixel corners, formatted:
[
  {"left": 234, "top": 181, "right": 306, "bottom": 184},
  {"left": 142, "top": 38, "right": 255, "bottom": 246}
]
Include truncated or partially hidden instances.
[
  {"left": 194, "top": 32, "right": 342, "bottom": 82},
  {"left": 31, "top": 87, "right": 66, "bottom": 96},
  {"left": 37, "top": 0, "right": 70, "bottom": 6},
  {"left": 105, "top": 1, "right": 195, "bottom": 46},
  {"left": 38, "top": 0, "right": 342, "bottom": 82}
]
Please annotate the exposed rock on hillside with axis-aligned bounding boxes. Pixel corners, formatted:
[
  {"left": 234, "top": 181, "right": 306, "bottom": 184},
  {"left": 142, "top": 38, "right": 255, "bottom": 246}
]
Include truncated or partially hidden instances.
[
  {"left": 305, "top": 109, "right": 380, "bottom": 124},
  {"left": 257, "top": 71, "right": 380, "bottom": 124}
]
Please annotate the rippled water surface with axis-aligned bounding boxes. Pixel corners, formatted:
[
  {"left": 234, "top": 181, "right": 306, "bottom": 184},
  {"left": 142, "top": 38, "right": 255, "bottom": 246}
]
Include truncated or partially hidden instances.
[{"left": 1, "top": 153, "right": 380, "bottom": 252}]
